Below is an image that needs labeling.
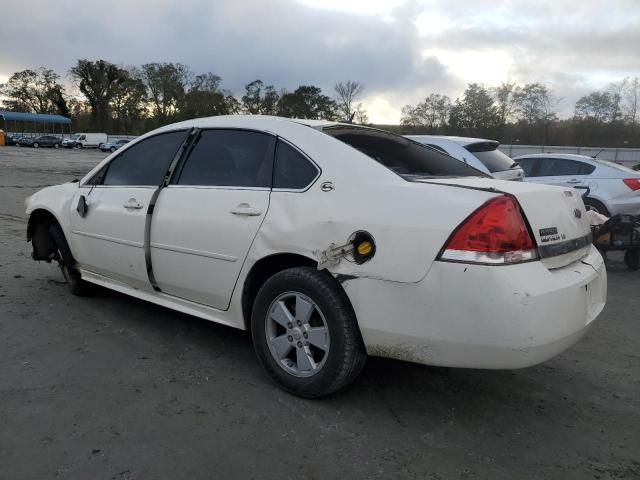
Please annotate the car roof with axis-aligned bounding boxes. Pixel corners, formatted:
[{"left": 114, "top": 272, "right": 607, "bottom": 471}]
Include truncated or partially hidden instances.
[
  {"left": 81, "top": 115, "right": 400, "bottom": 187},
  {"left": 513, "top": 153, "right": 596, "bottom": 162},
  {"left": 407, "top": 135, "right": 496, "bottom": 147},
  {"left": 156, "top": 115, "right": 344, "bottom": 133}
]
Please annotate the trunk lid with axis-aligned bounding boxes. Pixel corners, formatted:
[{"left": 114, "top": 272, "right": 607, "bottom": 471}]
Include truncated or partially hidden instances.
[{"left": 417, "top": 177, "right": 592, "bottom": 269}]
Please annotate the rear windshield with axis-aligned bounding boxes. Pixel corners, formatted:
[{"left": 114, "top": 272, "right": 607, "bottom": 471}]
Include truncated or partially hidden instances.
[
  {"left": 323, "top": 127, "right": 487, "bottom": 179},
  {"left": 595, "top": 159, "right": 638, "bottom": 174},
  {"left": 465, "top": 142, "right": 516, "bottom": 173}
]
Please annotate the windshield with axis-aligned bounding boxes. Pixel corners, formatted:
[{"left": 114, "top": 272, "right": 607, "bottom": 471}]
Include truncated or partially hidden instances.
[
  {"left": 465, "top": 142, "right": 517, "bottom": 173},
  {"left": 323, "top": 127, "right": 488, "bottom": 179},
  {"left": 70, "top": 134, "right": 79, "bottom": 140}
]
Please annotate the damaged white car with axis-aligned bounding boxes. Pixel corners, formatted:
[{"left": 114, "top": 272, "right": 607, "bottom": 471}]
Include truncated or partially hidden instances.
[{"left": 25, "top": 116, "right": 607, "bottom": 398}]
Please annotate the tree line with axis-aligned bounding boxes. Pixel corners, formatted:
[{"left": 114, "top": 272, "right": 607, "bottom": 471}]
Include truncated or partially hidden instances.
[
  {"left": 0, "top": 60, "right": 368, "bottom": 134},
  {"left": 2, "top": 59, "right": 639, "bottom": 147},
  {"left": 399, "top": 79, "right": 640, "bottom": 147}
]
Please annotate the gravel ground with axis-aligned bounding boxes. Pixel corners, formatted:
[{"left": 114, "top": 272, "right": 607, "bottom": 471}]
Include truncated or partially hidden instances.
[{"left": 1, "top": 147, "right": 639, "bottom": 480}]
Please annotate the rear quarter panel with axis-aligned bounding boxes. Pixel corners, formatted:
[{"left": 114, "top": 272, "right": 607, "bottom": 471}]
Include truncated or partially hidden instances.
[{"left": 250, "top": 180, "right": 496, "bottom": 283}]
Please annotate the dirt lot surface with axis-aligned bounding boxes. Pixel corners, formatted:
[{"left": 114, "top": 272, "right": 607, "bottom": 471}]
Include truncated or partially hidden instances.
[{"left": 1, "top": 147, "right": 639, "bottom": 480}]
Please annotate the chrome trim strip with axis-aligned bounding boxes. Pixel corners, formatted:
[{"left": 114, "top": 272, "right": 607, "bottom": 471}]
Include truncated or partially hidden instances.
[
  {"left": 149, "top": 242, "right": 238, "bottom": 262},
  {"left": 71, "top": 230, "right": 144, "bottom": 248}
]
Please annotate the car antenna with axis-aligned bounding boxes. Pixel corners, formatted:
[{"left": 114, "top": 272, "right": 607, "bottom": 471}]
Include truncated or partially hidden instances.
[{"left": 592, "top": 149, "right": 604, "bottom": 159}]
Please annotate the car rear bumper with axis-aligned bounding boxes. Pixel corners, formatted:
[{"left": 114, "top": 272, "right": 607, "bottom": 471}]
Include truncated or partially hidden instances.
[
  {"left": 606, "top": 196, "right": 640, "bottom": 216},
  {"left": 343, "top": 245, "right": 606, "bottom": 369}
]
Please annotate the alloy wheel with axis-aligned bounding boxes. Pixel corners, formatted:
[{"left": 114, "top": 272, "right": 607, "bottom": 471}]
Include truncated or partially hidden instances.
[{"left": 265, "top": 291, "right": 330, "bottom": 378}]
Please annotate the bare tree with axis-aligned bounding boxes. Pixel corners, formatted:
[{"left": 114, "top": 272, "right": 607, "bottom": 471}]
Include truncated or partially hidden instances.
[
  {"left": 140, "top": 62, "right": 192, "bottom": 123},
  {"left": 70, "top": 59, "right": 128, "bottom": 130},
  {"left": 353, "top": 103, "right": 369, "bottom": 124},
  {"left": 1, "top": 68, "right": 69, "bottom": 115},
  {"left": 624, "top": 76, "right": 640, "bottom": 135},
  {"left": 334, "top": 80, "right": 364, "bottom": 122},
  {"left": 575, "top": 91, "right": 614, "bottom": 123},
  {"left": 400, "top": 94, "right": 451, "bottom": 131},
  {"left": 492, "top": 81, "right": 517, "bottom": 128}
]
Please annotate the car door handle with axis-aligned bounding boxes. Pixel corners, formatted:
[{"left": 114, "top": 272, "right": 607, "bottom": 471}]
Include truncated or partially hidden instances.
[
  {"left": 566, "top": 179, "right": 582, "bottom": 184},
  {"left": 230, "top": 204, "right": 262, "bottom": 216},
  {"left": 123, "top": 198, "right": 144, "bottom": 210}
]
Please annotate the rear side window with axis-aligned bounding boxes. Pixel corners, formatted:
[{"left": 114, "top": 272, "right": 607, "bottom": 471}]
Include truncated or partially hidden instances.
[
  {"left": 324, "top": 127, "right": 486, "bottom": 179},
  {"left": 177, "top": 130, "right": 274, "bottom": 187},
  {"left": 465, "top": 143, "right": 515, "bottom": 173},
  {"left": 102, "top": 130, "right": 188, "bottom": 186},
  {"left": 273, "top": 141, "right": 319, "bottom": 189},
  {"left": 537, "top": 158, "right": 585, "bottom": 177}
]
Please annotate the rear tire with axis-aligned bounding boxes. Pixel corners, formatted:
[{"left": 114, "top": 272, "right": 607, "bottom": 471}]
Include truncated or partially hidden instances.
[
  {"left": 49, "top": 225, "right": 89, "bottom": 296},
  {"left": 251, "top": 267, "right": 366, "bottom": 398},
  {"left": 110, "top": 147, "right": 116, "bottom": 152},
  {"left": 54, "top": 143, "right": 60, "bottom": 149},
  {"left": 33, "top": 142, "right": 39, "bottom": 148},
  {"left": 624, "top": 250, "right": 640, "bottom": 270},
  {"left": 583, "top": 198, "right": 610, "bottom": 217}
]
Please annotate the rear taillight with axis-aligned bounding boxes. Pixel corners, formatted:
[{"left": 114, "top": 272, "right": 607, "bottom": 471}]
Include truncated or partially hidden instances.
[
  {"left": 623, "top": 178, "right": 640, "bottom": 191},
  {"left": 439, "top": 195, "right": 538, "bottom": 265}
]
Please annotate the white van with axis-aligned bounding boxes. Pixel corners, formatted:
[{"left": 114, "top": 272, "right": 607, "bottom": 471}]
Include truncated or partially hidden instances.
[{"left": 62, "top": 133, "right": 108, "bottom": 149}]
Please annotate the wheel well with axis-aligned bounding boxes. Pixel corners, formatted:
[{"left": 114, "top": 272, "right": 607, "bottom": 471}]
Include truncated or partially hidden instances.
[
  {"left": 583, "top": 197, "right": 609, "bottom": 214},
  {"left": 27, "top": 209, "right": 60, "bottom": 260},
  {"left": 242, "top": 253, "right": 317, "bottom": 329}
]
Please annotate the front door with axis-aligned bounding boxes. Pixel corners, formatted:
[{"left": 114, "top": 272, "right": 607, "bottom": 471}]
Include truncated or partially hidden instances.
[
  {"left": 150, "top": 129, "right": 275, "bottom": 310},
  {"left": 69, "top": 130, "right": 190, "bottom": 289}
]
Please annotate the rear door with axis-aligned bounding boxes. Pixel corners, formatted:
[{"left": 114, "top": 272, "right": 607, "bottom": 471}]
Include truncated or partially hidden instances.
[
  {"left": 530, "top": 157, "right": 588, "bottom": 188},
  {"left": 150, "top": 129, "right": 275, "bottom": 309},
  {"left": 69, "top": 130, "right": 189, "bottom": 290}
]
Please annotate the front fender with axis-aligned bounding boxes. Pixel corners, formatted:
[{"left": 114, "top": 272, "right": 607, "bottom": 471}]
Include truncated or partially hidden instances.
[{"left": 25, "top": 183, "right": 79, "bottom": 240}]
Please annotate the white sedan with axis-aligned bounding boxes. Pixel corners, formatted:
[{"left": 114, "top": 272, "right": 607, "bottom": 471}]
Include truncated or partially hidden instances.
[
  {"left": 514, "top": 153, "right": 640, "bottom": 216},
  {"left": 25, "top": 116, "right": 607, "bottom": 398}
]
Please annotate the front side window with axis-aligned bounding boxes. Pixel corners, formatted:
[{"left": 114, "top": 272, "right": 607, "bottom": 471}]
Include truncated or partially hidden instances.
[
  {"left": 537, "top": 158, "right": 584, "bottom": 177},
  {"left": 324, "top": 126, "right": 487, "bottom": 179},
  {"left": 273, "top": 140, "right": 319, "bottom": 189},
  {"left": 177, "top": 130, "right": 274, "bottom": 187},
  {"left": 101, "top": 130, "right": 188, "bottom": 186}
]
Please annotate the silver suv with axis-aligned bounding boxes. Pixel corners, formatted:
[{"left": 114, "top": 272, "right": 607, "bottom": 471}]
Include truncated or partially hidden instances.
[{"left": 406, "top": 135, "right": 525, "bottom": 181}]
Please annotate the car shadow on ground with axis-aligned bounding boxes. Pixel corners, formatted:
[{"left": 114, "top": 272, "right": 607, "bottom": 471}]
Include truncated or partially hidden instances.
[{"left": 73, "top": 278, "right": 585, "bottom": 416}]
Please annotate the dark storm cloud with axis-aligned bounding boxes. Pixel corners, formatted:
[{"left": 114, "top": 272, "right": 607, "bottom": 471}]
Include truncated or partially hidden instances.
[
  {"left": 1, "top": 0, "right": 639, "bottom": 120},
  {"left": 0, "top": 0, "right": 456, "bottom": 98}
]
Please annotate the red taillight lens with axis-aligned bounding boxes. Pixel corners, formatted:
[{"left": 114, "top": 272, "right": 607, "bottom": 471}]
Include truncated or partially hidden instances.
[
  {"left": 440, "top": 195, "right": 538, "bottom": 265},
  {"left": 623, "top": 178, "right": 640, "bottom": 191}
]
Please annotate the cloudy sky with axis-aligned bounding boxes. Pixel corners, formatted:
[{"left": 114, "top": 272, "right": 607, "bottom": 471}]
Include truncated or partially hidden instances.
[{"left": 1, "top": 0, "right": 639, "bottom": 123}]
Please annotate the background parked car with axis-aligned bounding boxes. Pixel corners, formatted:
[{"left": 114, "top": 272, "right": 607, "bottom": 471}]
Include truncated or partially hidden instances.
[
  {"left": 18, "top": 135, "right": 62, "bottom": 148},
  {"left": 63, "top": 133, "right": 108, "bottom": 149},
  {"left": 99, "top": 139, "right": 130, "bottom": 152},
  {"left": 5, "top": 134, "right": 25, "bottom": 146},
  {"left": 406, "top": 135, "right": 525, "bottom": 181},
  {"left": 514, "top": 153, "right": 640, "bottom": 215}
]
